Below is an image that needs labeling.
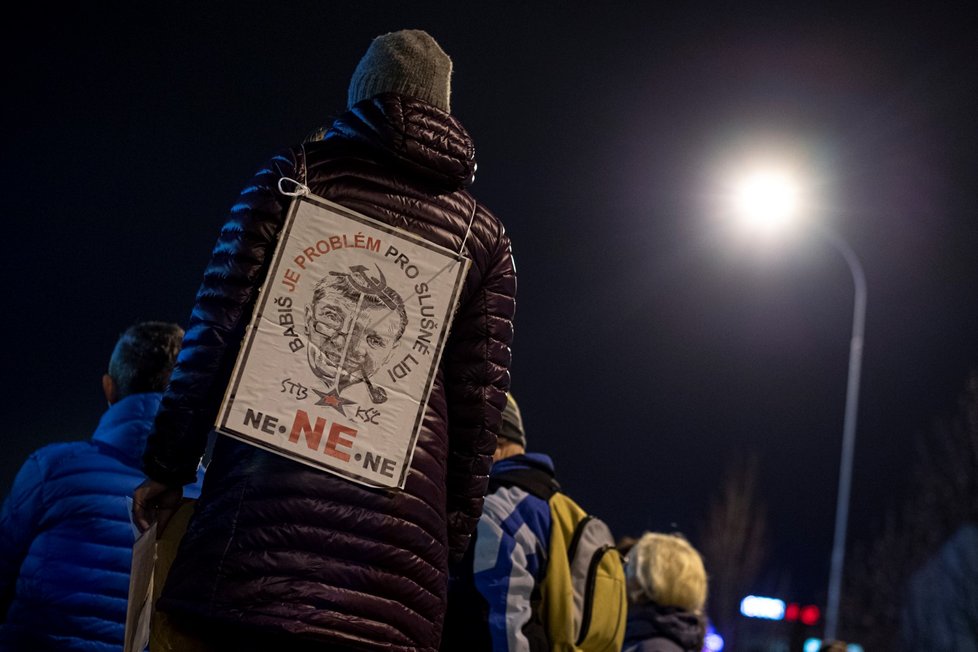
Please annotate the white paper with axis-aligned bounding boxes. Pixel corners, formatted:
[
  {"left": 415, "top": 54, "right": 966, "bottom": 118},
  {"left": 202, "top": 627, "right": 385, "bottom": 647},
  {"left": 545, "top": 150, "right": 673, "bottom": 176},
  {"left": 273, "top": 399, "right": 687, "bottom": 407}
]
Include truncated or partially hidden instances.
[{"left": 216, "top": 194, "right": 470, "bottom": 488}]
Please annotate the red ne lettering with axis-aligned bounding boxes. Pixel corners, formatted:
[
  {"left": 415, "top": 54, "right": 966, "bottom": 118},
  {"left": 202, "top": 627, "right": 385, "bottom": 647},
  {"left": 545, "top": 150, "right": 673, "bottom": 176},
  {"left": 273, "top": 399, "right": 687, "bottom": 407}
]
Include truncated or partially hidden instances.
[
  {"left": 288, "top": 410, "right": 358, "bottom": 462},
  {"left": 324, "top": 423, "right": 357, "bottom": 461}
]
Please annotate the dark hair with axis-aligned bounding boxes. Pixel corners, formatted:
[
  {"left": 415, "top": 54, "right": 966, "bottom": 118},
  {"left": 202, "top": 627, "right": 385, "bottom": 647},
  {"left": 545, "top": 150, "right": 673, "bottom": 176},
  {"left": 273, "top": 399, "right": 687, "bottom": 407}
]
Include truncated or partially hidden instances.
[{"left": 107, "top": 321, "right": 184, "bottom": 398}]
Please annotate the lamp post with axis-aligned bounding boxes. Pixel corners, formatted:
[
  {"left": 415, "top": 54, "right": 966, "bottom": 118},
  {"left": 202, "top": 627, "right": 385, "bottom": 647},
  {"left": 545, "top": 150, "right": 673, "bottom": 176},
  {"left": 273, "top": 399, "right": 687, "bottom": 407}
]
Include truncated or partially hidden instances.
[
  {"left": 729, "top": 168, "right": 866, "bottom": 641},
  {"left": 821, "top": 227, "right": 866, "bottom": 642}
]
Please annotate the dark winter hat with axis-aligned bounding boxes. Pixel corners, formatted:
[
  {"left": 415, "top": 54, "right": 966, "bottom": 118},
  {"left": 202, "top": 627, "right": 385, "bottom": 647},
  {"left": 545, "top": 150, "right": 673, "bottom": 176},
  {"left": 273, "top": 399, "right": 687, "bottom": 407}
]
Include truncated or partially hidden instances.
[
  {"left": 499, "top": 393, "right": 527, "bottom": 448},
  {"left": 348, "top": 29, "right": 452, "bottom": 112}
]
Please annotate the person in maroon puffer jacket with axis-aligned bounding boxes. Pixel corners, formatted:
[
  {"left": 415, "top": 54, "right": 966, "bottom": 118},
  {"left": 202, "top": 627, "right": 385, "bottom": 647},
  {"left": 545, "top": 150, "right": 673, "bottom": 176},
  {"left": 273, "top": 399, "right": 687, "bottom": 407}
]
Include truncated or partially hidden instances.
[{"left": 132, "top": 29, "right": 516, "bottom": 652}]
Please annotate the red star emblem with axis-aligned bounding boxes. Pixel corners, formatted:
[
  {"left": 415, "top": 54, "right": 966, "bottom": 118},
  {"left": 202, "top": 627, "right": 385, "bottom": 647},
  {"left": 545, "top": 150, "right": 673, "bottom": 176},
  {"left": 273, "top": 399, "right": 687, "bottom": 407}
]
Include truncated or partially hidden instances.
[{"left": 313, "top": 388, "right": 356, "bottom": 415}]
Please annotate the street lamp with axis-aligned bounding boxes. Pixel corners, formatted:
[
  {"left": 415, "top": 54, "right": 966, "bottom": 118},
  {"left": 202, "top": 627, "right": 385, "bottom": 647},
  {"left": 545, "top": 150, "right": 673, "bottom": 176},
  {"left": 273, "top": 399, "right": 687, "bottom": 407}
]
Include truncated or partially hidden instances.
[
  {"left": 732, "top": 169, "right": 800, "bottom": 232},
  {"left": 729, "top": 168, "right": 866, "bottom": 642},
  {"left": 821, "top": 227, "right": 866, "bottom": 642}
]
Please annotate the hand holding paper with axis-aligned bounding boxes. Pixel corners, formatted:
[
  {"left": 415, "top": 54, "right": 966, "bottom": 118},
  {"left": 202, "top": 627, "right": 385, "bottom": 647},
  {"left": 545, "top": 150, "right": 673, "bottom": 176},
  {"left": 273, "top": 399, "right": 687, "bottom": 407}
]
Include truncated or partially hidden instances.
[{"left": 132, "top": 478, "right": 183, "bottom": 533}]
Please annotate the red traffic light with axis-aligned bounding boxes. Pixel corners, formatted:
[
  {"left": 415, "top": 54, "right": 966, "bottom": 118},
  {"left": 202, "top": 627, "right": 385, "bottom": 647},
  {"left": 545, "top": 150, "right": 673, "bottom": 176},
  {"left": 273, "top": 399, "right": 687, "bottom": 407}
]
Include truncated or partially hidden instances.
[
  {"left": 784, "top": 602, "right": 820, "bottom": 625},
  {"left": 800, "top": 605, "right": 821, "bottom": 626}
]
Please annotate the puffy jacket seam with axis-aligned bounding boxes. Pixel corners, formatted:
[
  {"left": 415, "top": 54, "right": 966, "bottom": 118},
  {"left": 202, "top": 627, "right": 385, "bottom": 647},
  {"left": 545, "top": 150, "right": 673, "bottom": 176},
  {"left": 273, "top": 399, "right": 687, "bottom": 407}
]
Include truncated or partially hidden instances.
[
  {"left": 236, "top": 570, "right": 440, "bottom": 621},
  {"left": 400, "top": 120, "right": 466, "bottom": 172},
  {"left": 248, "top": 527, "right": 443, "bottom": 579},
  {"left": 395, "top": 96, "right": 408, "bottom": 159},
  {"left": 207, "top": 479, "right": 250, "bottom": 610},
  {"left": 185, "top": 600, "right": 428, "bottom": 652},
  {"left": 252, "top": 497, "right": 443, "bottom": 551}
]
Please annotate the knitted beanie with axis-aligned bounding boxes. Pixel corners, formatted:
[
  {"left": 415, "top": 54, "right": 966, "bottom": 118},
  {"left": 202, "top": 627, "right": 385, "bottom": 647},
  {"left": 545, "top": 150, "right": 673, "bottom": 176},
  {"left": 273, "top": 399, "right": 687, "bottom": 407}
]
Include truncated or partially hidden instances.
[
  {"left": 499, "top": 393, "right": 527, "bottom": 448},
  {"left": 347, "top": 29, "right": 452, "bottom": 112}
]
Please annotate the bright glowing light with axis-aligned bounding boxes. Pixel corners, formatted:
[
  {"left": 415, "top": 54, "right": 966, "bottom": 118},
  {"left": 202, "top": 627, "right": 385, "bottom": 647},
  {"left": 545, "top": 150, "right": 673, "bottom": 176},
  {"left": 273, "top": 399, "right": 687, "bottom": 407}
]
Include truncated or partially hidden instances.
[
  {"left": 704, "top": 633, "right": 724, "bottom": 651},
  {"left": 733, "top": 169, "right": 800, "bottom": 231},
  {"left": 785, "top": 602, "right": 800, "bottom": 621},
  {"left": 800, "top": 604, "right": 821, "bottom": 625},
  {"left": 739, "top": 595, "right": 786, "bottom": 620}
]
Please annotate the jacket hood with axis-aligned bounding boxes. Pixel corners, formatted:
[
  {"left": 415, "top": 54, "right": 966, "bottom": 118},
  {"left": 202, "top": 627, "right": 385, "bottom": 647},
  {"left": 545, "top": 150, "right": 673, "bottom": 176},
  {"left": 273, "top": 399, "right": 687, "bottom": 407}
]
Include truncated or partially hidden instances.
[
  {"left": 92, "top": 392, "right": 162, "bottom": 469},
  {"left": 624, "top": 601, "right": 706, "bottom": 652},
  {"left": 325, "top": 93, "right": 477, "bottom": 190},
  {"left": 492, "top": 452, "right": 555, "bottom": 476}
]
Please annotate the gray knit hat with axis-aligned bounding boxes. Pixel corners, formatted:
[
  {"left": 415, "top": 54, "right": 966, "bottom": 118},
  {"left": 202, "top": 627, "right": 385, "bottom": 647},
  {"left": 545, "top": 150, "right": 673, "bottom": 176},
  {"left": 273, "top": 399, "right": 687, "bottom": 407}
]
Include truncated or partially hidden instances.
[
  {"left": 499, "top": 393, "right": 527, "bottom": 448},
  {"left": 347, "top": 29, "right": 452, "bottom": 112}
]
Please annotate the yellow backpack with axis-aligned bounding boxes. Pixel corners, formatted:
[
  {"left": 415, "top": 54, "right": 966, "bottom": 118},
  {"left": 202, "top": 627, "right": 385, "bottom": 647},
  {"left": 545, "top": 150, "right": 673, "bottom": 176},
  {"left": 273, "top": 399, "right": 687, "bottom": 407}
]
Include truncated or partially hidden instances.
[{"left": 540, "top": 493, "right": 627, "bottom": 652}]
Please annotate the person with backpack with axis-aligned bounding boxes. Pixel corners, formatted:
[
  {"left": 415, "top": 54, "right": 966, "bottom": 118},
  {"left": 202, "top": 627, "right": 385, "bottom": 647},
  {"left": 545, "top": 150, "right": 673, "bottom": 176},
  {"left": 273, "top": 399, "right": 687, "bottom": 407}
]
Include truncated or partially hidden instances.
[
  {"left": 442, "top": 393, "right": 627, "bottom": 652},
  {"left": 621, "top": 532, "right": 708, "bottom": 652}
]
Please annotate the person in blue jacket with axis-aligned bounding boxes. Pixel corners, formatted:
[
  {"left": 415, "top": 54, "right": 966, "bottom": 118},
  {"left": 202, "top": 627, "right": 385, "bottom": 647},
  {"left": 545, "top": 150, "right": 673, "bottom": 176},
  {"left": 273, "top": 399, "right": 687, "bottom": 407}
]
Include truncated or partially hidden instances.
[
  {"left": 0, "top": 321, "right": 203, "bottom": 651},
  {"left": 443, "top": 392, "right": 566, "bottom": 652}
]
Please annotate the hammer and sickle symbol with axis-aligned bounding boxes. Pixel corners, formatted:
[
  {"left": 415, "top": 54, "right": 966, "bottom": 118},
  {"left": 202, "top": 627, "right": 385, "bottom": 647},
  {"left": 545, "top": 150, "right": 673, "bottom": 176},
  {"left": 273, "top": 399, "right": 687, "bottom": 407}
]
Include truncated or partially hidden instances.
[{"left": 346, "top": 264, "right": 398, "bottom": 310}]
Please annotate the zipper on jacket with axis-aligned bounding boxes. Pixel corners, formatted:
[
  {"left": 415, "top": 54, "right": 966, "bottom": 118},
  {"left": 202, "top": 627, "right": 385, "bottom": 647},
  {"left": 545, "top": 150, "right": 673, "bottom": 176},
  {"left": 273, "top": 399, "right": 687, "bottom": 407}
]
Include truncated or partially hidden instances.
[
  {"left": 576, "top": 543, "right": 616, "bottom": 645},
  {"left": 567, "top": 514, "right": 594, "bottom": 562}
]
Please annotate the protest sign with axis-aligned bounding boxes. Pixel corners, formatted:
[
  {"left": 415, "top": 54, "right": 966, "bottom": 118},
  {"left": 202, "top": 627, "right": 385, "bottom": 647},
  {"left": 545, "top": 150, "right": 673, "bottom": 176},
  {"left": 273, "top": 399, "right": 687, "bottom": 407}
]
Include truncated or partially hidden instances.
[{"left": 217, "top": 194, "right": 470, "bottom": 488}]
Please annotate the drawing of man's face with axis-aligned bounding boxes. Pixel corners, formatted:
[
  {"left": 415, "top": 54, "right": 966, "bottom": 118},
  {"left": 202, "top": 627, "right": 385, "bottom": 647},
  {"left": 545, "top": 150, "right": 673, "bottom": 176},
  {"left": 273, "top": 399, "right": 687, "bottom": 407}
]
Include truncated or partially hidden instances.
[{"left": 304, "top": 277, "right": 406, "bottom": 391}]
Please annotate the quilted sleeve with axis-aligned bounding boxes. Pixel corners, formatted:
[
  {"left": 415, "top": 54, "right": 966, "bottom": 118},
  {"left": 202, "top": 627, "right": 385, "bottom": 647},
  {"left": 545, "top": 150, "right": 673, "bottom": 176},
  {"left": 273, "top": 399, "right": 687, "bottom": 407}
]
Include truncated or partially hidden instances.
[
  {"left": 143, "top": 150, "right": 298, "bottom": 486},
  {"left": 442, "top": 211, "right": 516, "bottom": 560}
]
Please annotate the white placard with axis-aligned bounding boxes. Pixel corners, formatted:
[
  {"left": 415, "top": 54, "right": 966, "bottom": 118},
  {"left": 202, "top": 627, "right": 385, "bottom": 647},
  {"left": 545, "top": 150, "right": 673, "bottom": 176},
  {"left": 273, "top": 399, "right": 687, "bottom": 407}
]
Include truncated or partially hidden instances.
[{"left": 216, "top": 194, "right": 470, "bottom": 489}]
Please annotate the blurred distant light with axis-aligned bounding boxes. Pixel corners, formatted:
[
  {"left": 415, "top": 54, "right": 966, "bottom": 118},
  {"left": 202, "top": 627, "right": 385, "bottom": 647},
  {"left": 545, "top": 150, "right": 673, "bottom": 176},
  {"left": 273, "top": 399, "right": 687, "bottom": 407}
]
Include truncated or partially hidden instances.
[
  {"left": 785, "top": 602, "right": 800, "bottom": 621},
  {"left": 800, "top": 604, "right": 821, "bottom": 626},
  {"left": 733, "top": 169, "right": 800, "bottom": 231},
  {"left": 702, "top": 621, "right": 723, "bottom": 651},
  {"left": 740, "top": 595, "right": 786, "bottom": 620},
  {"left": 803, "top": 639, "right": 863, "bottom": 652},
  {"left": 704, "top": 632, "right": 724, "bottom": 651}
]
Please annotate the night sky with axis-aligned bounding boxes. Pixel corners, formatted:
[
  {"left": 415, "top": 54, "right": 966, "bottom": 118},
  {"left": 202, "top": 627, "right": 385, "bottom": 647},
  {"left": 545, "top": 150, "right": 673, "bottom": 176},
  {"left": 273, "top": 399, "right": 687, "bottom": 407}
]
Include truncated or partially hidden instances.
[{"left": 5, "top": 2, "right": 977, "bottom": 606}]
